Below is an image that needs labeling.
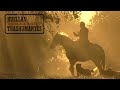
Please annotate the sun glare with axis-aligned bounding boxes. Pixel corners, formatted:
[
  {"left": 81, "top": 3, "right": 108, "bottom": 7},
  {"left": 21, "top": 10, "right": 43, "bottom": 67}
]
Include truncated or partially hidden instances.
[
  {"left": 80, "top": 11, "right": 96, "bottom": 25},
  {"left": 59, "top": 32, "right": 69, "bottom": 37}
]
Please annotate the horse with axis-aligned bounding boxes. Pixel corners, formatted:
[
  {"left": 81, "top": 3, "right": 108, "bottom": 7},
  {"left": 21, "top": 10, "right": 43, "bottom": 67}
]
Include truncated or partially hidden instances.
[{"left": 50, "top": 32, "right": 105, "bottom": 76}]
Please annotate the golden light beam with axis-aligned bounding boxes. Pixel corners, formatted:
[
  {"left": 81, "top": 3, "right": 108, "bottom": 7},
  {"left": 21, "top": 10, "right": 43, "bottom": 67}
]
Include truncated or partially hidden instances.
[{"left": 80, "top": 11, "right": 96, "bottom": 25}]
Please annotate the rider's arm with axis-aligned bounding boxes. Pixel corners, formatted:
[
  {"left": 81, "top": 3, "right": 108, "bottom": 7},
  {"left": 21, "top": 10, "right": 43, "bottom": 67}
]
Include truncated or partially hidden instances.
[{"left": 73, "top": 32, "right": 80, "bottom": 37}]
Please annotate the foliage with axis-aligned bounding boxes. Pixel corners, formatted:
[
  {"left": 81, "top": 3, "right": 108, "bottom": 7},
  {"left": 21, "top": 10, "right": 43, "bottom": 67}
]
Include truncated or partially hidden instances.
[
  {"left": 90, "top": 11, "right": 120, "bottom": 69},
  {"left": 0, "top": 11, "right": 82, "bottom": 76}
]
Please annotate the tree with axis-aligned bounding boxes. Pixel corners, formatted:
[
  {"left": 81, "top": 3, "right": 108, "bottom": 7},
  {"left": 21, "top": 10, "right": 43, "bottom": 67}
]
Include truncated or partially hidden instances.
[
  {"left": 90, "top": 11, "right": 120, "bottom": 70},
  {"left": 0, "top": 11, "right": 81, "bottom": 78}
]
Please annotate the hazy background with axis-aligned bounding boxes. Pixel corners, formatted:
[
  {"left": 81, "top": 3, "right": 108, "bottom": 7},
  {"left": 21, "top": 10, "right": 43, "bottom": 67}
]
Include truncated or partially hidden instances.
[{"left": 0, "top": 11, "right": 120, "bottom": 78}]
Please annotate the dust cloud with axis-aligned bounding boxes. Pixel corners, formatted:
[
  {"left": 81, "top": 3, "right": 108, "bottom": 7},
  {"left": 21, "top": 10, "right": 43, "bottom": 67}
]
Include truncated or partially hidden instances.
[
  {"left": 89, "top": 11, "right": 120, "bottom": 71},
  {"left": 0, "top": 11, "right": 120, "bottom": 79}
]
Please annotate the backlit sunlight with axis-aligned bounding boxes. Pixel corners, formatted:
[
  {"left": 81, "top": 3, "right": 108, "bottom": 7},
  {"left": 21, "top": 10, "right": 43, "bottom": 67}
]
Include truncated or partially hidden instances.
[{"left": 80, "top": 11, "right": 96, "bottom": 25}]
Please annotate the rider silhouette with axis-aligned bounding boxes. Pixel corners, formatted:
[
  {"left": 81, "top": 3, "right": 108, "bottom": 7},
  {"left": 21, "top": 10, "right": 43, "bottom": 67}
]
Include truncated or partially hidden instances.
[
  {"left": 73, "top": 22, "right": 89, "bottom": 48},
  {"left": 73, "top": 22, "right": 89, "bottom": 58}
]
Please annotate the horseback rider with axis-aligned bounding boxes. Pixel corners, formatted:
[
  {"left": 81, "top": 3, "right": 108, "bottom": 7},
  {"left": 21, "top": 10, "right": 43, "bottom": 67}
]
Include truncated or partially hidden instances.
[
  {"left": 73, "top": 21, "right": 90, "bottom": 59},
  {"left": 73, "top": 22, "right": 89, "bottom": 48}
]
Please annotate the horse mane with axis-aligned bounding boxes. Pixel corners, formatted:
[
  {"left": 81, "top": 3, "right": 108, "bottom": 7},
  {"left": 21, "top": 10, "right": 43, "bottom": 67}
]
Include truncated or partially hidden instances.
[
  {"left": 59, "top": 32, "right": 69, "bottom": 37},
  {"left": 58, "top": 33, "right": 73, "bottom": 43}
]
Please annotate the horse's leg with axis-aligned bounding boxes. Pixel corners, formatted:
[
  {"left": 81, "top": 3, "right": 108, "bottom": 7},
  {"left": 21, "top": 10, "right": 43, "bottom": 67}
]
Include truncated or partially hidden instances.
[
  {"left": 92, "top": 59, "right": 103, "bottom": 73},
  {"left": 69, "top": 59, "right": 76, "bottom": 76}
]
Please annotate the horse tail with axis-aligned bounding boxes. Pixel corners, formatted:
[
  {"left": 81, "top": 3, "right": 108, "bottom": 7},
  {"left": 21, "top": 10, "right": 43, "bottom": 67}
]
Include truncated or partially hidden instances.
[{"left": 101, "top": 49, "right": 105, "bottom": 70}]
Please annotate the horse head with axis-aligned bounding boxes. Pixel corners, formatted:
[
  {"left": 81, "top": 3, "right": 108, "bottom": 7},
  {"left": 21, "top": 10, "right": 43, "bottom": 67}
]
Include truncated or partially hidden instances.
[{"left": 50, "top": 32, "right": 61, "bottom": 49}]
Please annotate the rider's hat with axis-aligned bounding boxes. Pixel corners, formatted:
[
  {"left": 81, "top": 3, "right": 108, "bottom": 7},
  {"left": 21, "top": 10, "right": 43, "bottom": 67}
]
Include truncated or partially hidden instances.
[{"left": 80, "top": 22, "right": 85, "bottom": 27}]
